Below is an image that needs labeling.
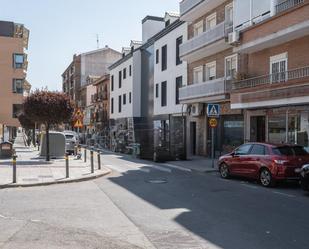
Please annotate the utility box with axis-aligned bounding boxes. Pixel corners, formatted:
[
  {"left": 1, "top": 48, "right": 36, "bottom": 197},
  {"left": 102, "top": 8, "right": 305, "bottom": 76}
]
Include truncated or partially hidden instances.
[
  {"left": 40, "top": 132, "right": 66, "bottom": 158},
  {"left": 0, "top": 142, "right": 13, "bottom": 159}
]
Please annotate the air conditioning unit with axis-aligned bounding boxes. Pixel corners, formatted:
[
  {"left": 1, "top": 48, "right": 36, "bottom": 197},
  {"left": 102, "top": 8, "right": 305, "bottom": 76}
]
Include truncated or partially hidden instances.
[
  {"left": 228, "top": 31, "right": 240, "bottom": 44},
  {"left": 191, "top": 104, "right": 203, "bottom": 117}
]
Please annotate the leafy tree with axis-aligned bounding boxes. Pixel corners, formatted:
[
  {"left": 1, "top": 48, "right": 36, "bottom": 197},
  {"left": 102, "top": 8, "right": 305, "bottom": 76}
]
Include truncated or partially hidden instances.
[{"left": 23, "top": 91, "right": 74, "bottom": 161}]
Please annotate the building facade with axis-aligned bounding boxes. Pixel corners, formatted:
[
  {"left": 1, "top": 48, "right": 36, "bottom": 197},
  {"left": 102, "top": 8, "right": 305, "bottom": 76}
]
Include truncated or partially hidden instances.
[
  {"left": 231, "top": 0, "right": 309, "bottom": 147},
  {"left": 179, "top": 0, "right": 243, "bottom": 157},
  {"left": 0, "top": 21, "right": 29, "bottom": 141},
  {"left": 153, "top": 13, "right": 188, "bottom": 160},
  {"left": 62, "top": 47, "right": 121, "bottom": 108}
]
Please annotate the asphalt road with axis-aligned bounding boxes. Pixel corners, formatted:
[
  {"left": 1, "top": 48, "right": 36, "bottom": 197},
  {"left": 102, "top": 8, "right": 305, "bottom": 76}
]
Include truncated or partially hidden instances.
[{"left": 0, "top": 152, "right": 308, "bottom": 249}]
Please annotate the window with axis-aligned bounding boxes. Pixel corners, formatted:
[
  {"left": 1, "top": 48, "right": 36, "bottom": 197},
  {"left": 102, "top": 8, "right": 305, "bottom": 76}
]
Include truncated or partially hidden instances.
[
  {"left": 123, "top": 94, "right": 126, "bottom": 105},
  {"left": 193, "top": 20, "right": 203, "bottom": 36},
  {"left": 156, "top": 49, "right": 159, "bottom": 64},
  {"left": 205, "top": 61, "right": 216, "bottom": 81},
  {"left": 206, "top": 13, "right": 217, "bottom": 30},
  {"left": 111, "top": 98, "right": 114, "bottom": 114},
  {"left": 111, "top": 75, "right": 114, "bottom": 91},
  {"left": 123, "top": 68, "right": 127, "bottom": 79},
  {"left": 175, "top": 76, "right": 183, "bottom": 105},
  {"left": 250, "top": 145, "right": 266, "bottom": 155},
  {"left": 270, "top": 53, "right": 288, "bottom": 83},
  {"left": 129, "top": 92, "right": 132, "bottom": 103},
  {"left": 161, "top": 81, "right": 167, "bottom": 107},
  {"left": 118, "top": 95, "right": 122, "bottom": 113},
  {"left": 12, "top": 104, "right": 22, "bottom": 118},
  {"left": 155, "top": 84, "right": 159, "bottom": 98},
  {"left": 225, "top": 54, "right": 238, "bottom": 79},
  {"left": 13, "top": 79, "right": 24, "bottom": 94},
  {"left": 225, "top": 3, "right": 234, "bottom": 27},
  {"left": 235, "top": 144, "right": 252, "bottom": 155},
  {"left": 161, "top": 45, "right": 167, "bottom": 71},
  {"left": 193, "top": 66, "right": 203, "bottom": 84},
  {"left": 129, "top": 65, "right": 132, "bottom": 76},
  {"left": 119, "top": 71, "right": 122, "bottom": 88},
  {"left": 176, "top": 36, "right": 183, "bottom": 65},
  {"left": 13, "top": 54, "right": 24, "bottom": 68}
]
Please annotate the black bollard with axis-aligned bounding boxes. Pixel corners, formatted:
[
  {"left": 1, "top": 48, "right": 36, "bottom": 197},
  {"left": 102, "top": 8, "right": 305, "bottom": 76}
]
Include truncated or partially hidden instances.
[
  {"left": 84, "top": 148, "right": 87, "bottom": 163},
  {"left": 65, "top": 153, "right": 69, "bottom": 178},
  {"left": 12, "top": 154, "right": 17, "bottom": 183},
  {"left": 97, "top": 152, "right": 101, "bottom": 170},
  {"left": 90, "top": 150, "right": 94, "bottom": 173}
]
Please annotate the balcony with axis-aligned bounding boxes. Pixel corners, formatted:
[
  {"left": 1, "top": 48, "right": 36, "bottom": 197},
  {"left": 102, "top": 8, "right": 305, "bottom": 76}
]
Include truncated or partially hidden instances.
[
  {"left": 180, "top": 0, "right": 227, "bottom": 22},
  {"left": 179, "top": 22, "right": 231, "bottom": 63},
  {"left": 14, "top": 24, "right": 29, "bottom": 49},
  {"left": 275, "top": 0, "right": 304, "bottom": 14},
  {"left": 232, "top": 66, "right": 309, "bottom": 90},
  {"left": 179, "top": 78, "right": 231, "bottom": 104}
]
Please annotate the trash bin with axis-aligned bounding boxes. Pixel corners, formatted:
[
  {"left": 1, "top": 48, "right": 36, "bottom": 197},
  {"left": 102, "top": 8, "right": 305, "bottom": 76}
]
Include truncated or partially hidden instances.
[{"left": 0, "top": 142, "right": 13, "bottom": 159}]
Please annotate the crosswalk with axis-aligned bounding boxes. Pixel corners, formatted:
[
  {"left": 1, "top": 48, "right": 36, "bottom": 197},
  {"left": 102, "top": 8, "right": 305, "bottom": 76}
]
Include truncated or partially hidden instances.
[{"left": 99, "top": 153, "right": 190, "bottom": 174}]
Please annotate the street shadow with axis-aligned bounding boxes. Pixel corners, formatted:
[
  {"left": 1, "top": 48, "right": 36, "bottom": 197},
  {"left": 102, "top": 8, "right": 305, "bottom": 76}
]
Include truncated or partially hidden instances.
[{"left": 103, "top": 151, "right": 309, "bottom": 249}]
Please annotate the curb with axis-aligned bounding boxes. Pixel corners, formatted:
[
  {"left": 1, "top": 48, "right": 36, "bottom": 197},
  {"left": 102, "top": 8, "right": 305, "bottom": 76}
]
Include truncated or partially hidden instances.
[{"left": 0, "top": 168, "right": 112, "bottom": 189}]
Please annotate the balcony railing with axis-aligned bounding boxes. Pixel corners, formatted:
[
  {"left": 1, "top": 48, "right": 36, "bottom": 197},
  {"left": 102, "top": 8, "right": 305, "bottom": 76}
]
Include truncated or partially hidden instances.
[
  {"left": 179, "top": 22, "right": 227, "bottom": 58},
  {"left": 275, "top": 0, "right": 304, "bottom": 14},
  {"left": 232, "top": 66, "right": 309, "bottom": 90},
  {"left": 180, "top": 0, "right": 203, "bottom": 16},
  {"left": 179, "top": 78, "right": 231, "bottom": 102}
]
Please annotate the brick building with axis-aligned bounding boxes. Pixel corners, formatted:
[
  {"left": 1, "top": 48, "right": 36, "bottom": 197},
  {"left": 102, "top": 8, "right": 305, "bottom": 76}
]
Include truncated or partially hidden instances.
[{"left": 231, "top": 0, "right": 309, "bottom": 146}]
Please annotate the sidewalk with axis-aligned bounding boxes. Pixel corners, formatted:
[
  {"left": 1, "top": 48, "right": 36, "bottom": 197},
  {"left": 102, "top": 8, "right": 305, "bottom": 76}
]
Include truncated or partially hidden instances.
[
  {"left": 165, "top": 156, "right": 219, "bottom": 173},
  {"left": 0, "top": 133, "right": 111, "bottom": 188}
]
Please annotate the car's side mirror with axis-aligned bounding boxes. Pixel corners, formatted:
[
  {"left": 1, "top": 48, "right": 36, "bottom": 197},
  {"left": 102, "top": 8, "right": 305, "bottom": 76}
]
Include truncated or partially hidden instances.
[{"left": 231, "top": 151, "right": 236, "bottom": 157}]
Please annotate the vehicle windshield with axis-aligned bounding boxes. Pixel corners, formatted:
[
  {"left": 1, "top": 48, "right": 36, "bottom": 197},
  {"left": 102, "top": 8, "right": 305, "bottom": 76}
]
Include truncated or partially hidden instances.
[
  {"left": 272, "top": 146, "right": 308, "bottom": 156},
  {"left": 65, "top": 135, "right": 74, "bottom": 140}
]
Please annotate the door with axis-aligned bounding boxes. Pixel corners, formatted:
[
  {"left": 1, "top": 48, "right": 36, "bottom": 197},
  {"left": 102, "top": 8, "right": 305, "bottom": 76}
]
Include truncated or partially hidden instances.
[
  {"left": 229, "top": 144, "right": 252, "bottom": 175},
  {"left": 246, "top": 144, "right": 268, "bottom": 178},
  {"left": 190, "top": 122, "right": 197, "bottom": 155},
  {"left": 250, "top": 116, "right": 266, "bottom": 142}
]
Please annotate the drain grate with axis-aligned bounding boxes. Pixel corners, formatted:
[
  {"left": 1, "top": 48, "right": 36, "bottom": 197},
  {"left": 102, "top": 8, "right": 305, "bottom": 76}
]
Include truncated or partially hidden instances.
[{"left": 146, "top": 179, "right": 168, "bottom": 184}]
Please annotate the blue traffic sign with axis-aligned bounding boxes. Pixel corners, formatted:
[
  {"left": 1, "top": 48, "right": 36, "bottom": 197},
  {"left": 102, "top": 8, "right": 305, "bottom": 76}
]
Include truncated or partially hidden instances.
[{"left": 207, "top": 104, "right": 220, "bottom": 117}]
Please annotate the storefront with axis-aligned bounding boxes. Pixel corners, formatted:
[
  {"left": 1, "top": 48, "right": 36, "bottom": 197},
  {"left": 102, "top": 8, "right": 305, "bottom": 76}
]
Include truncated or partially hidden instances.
[{"left": 245, "top": 106, "right": 309, "bottom": 147}]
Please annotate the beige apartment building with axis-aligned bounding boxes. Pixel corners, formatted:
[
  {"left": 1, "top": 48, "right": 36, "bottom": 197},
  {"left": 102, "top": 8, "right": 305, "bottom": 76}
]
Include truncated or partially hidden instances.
[
  {"left": 179, "top": 0, "right": 242, "bottom": 157},
  {"left": 0, "top": 21, "right": 29, "bottom": 141}
]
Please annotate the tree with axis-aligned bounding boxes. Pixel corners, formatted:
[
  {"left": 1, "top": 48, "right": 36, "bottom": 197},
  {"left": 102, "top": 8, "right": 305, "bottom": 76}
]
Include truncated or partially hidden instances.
[
  {"left": 18, "top": 112, "right": 36, "bottom": 147},
  {"left": 23, "top": 91, "right": 74, "bottom": 161}
]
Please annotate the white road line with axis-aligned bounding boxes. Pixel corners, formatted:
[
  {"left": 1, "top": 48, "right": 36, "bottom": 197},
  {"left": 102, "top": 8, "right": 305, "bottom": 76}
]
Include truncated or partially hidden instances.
[
  {"left": 272, "top": 191, "right": 296, "bottom": 198},
  {"left": 241, "top": 184, "right": 258, "bottom": 190},
  {"left": 163, "top": 163, "right": 192, "bottom": 172}
]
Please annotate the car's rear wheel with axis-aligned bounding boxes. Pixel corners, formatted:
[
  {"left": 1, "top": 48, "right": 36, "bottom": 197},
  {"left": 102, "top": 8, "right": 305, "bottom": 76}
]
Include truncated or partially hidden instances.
[
  {"left": 219, "top": 163, "right": 230, "bottom": 179},
  {"left": 260, "top": 168, "right": 274, "bottom": 187}
]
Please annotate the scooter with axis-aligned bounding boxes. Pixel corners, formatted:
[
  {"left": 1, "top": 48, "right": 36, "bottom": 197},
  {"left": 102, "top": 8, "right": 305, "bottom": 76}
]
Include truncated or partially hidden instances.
[{"left": 296, "top": 164, "right": 309, "bottom": 192}]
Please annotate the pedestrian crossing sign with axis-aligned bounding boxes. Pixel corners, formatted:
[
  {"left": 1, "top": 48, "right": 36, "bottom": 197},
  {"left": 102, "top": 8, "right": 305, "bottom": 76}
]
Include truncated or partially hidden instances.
[{"left": 207, "top": 104, "right": 220, "bottom": 117}]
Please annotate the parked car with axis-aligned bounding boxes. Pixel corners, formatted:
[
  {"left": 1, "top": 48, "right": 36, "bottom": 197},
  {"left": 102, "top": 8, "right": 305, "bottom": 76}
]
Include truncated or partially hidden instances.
[
  {"left": 296, "top": 164, "right": 309, "bottom": 191},
  {"left": 218, "top": 143, "right": 309, "bottom": 187},
  {"left": 63, "top": 132, "right": 77, "bottom": 154}
]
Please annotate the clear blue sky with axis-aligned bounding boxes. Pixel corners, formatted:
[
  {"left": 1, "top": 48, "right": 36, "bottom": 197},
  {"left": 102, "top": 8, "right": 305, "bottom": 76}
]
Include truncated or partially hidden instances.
[{"left": 1, "top": 0, "right": 180, "bottom": 91}]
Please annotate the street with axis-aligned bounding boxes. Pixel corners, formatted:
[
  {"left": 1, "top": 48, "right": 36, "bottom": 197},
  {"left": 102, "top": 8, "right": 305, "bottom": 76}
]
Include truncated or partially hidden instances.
[{"left": 0, "top": 152, "right": 308, "bottom": 249}]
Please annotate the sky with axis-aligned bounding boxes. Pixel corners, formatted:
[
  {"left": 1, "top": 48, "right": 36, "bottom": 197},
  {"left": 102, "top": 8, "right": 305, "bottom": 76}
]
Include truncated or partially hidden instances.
[{"left": 1, "top": 0, "right": 180, "bottom": 91}]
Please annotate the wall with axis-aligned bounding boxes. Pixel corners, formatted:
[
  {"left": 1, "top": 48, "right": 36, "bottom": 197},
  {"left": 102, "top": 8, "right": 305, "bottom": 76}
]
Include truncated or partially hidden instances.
[
  {"left": 109, "top": 56, "right": 134, "bottom": 119},
  {"left": 0, "top": 36, "right": 25, "bottom": 127},
  {"left": 142, "top": 18, "right": 165, "bottom": 43},
  {"left": 154, "top": 22, "right": 188, "bottom": 116}
]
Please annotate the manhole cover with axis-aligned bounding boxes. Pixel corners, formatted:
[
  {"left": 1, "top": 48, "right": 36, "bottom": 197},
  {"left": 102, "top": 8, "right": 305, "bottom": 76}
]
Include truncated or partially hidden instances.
[{"left": 146, "top": 179, "right": 168, "bottom": 184}]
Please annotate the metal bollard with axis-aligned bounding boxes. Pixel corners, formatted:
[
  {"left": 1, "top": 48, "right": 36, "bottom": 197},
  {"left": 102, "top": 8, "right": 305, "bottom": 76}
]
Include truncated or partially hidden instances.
[
  {"left": 84, "top": 148, "right": 87, "bottom": 162},
  {"left": 90, "top": 150, "right": 94, "bottom": 173},
  {"left": 97, "top": 152, "right": 101, "bottom": 170},
  {"left": 65, "top": 153, "right": 69, "bottom": 178},
  {"left": 12, "top": 154, "right": 17, "bottom": 183}
]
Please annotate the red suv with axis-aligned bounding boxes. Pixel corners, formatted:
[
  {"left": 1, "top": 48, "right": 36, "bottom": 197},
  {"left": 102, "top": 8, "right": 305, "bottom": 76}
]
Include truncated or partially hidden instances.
[{"left": 218, "top": 143, "right": 309, "bottom": 187}]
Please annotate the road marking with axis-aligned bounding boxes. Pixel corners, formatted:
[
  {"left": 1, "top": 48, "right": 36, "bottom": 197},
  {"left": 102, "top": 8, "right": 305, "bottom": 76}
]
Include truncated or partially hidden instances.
[
  {"left": 162, "top": 163, "right": 192, "bottom": 172},
  {"left": 149, "top": 165, "right": 172, "bottom": 173},
  {"left": 272, "top": 191, "right": 296, "bottom": 198},
  {"left": 241, "top": 184, "right": 258, "bottom": 190}
]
